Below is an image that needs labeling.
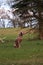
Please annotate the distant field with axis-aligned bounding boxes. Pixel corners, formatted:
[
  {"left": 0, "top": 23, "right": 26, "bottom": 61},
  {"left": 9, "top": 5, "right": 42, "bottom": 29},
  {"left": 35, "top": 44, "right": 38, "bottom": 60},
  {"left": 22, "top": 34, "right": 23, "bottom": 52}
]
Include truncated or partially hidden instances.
[
  {"left": 0, "top": 28, "right": 43, "bottom": 65},
  {"left": 0, "top": 28, "right": 39, "bottom": 40}
]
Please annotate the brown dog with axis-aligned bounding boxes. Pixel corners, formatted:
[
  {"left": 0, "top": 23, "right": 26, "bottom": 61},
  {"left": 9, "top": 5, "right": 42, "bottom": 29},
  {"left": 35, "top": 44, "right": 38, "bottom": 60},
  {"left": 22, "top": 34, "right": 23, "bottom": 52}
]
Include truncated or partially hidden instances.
[
  {"left": 14, "top": 29, "right": 30, "bottom": 48},
  {"left": 14, "top": 32, "right": 23, "bottom": 48}
]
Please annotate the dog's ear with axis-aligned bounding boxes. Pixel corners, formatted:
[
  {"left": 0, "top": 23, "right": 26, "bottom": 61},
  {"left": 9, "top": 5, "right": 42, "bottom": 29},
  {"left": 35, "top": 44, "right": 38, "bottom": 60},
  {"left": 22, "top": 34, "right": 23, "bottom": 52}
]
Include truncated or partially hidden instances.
[{"left": 19, "top": 32, "right": 23, "bottom": 36}]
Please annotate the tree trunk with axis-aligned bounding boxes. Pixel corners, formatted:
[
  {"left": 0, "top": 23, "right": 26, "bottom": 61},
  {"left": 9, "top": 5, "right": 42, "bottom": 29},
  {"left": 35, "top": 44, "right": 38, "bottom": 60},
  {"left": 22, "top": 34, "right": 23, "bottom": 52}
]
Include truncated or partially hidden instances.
[
  {"left": 38, "top": 4, "right": 43, "bottom": 39},
  {"left": 39, "top": 18, "right": 43, "bottom": 39}
]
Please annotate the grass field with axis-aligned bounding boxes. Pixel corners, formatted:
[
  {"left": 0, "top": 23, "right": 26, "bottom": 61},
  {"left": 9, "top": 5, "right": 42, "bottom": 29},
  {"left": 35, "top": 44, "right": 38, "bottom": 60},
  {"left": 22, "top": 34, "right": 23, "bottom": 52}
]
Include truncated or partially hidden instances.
[{"left": 0, "top": 28, "right": 43, "bottom": 65}]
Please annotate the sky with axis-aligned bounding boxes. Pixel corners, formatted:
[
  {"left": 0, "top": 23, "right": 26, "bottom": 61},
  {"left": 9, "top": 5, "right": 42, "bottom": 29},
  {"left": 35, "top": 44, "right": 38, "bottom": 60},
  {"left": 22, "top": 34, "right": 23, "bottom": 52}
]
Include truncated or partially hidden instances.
[{"left": 0, "top": 0, "right": 14, "bottom": 28}]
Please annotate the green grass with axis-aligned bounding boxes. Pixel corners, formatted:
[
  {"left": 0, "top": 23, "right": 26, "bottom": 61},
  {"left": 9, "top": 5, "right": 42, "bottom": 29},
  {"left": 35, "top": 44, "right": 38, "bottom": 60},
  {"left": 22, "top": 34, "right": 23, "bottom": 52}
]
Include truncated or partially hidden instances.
[{"left": 0, "top": 28, "right": 43, "bottom": 65}]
